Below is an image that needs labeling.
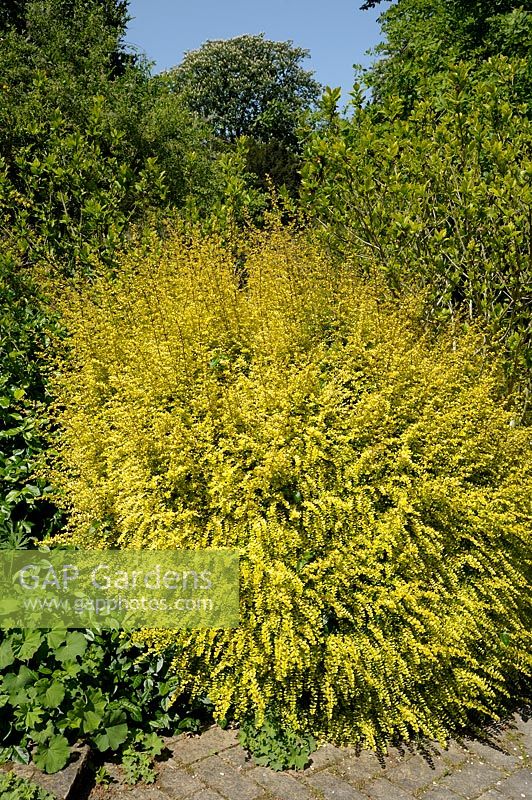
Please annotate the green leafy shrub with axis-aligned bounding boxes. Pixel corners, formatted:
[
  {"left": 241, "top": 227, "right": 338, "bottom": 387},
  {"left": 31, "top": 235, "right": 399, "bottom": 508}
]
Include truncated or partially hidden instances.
[
  {"left": 0, "top": 627, "right": 205, "bottom": 773},
  {"left": 0, "top": 376, "right": 50, "bottom": 549},
  {"left": 239, "top": 718, "right": 316, "bottom": 771},
  {"left": 0, "top": 251, "right": 62, "bottom": 547},
  {"left": 362, "top": 0, "right": 532, "bottom": 109},
  {"left": 0, "top": 95, "right": 166, "bottom": 274},
  {"left": 0, "top": 771, "right": 54, "bottom": 800},
  {"left": 0, "top": 1, "right": 226, "bottom": 275},
  {"left": 48, "top": 226, "right": 531, "bottom": 748},
  {"left": 302, "top": 58, "right": 532, "bottom": 407}
]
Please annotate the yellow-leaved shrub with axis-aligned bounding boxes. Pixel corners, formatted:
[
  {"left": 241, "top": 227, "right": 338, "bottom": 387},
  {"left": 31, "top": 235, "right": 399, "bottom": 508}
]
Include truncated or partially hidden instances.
[{"left": 49, "top": 225, "right": 531, "bottom": 747}]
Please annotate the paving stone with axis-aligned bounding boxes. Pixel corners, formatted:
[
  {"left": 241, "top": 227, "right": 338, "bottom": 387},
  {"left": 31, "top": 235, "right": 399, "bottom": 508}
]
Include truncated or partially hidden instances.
[
  {"left": 127, "top": 788, "right": 169, "bottom": 800},
  {"left": 513, "top": 715, "right": 532, "bottom": 735},
  {"left": 308, "top": 744, "right": 348, "bottom": 770},
  {"left": 156, "top": 761, "right": 204, "bottom": 797},
  {"left": 383, "top": 745, "right": 415, "bottom": 764},
  {"left": 495, "top": 718, "right": 531, "bottom": 765},
  {"left": 512, "top": 717, "right": 532, "bottom": 754},
  {"left": 419, "top": 789, "right": 463, "bottom": 800},
  {"left": 162, "top": 734, "right": 188, "bottom": 754},
  {"left": 195, "top": 726, "right": 239, "bottom": 752},
  {"left": 382, "top": 753, "right": 448, "bottom": 792},
  {"left": 304, "top": 768, "right": 368, "bottom": 799},
  {"left": 99, "top": 761, "right": 124, "bottom": 785},
  {"left": 87, "top": 708, "right": 532, "bottom": 800},
  {"left": 438, "top": 742, "right": 470, "bottom": 767},
  {"left": 247, "top": 766, "right": 315, "bottom": 799},
  {"left": 463, "top": 740, "right": 521, "bottom": 770},
  {"left": 332, "top": 751, "right": 384, "bottom": 785},
  {"left": 189, "top": 790, "right": 225, "bottom": 800},
  {"left": 218, "top": 745, "right": 255, "bottom": 771},
  {"left": 172, "top": 736, "right": 215, "bottom": 765},
  {"left": 3, "top": 743, "right": 90, "bottom": 800},
  {"left": 173, "top": 730, "right": 237, "bottom": 766},
  {"left": 192, "top": 754, "right": 263, "bottom": 800},
  {"left": 438, "top": 762, "right": 504, "bottom": 798},
  {"left": 174, "top": 727, "right": 239, "bottom": 766},
  {"left": 360, "top": 777, "right": 415, "bottom": 799},
  {"left": 493, "top": 767, "right": 532, "bottom": 799},
  {"left": 92, "top": 789, "right": 130, "bottom": 799}
]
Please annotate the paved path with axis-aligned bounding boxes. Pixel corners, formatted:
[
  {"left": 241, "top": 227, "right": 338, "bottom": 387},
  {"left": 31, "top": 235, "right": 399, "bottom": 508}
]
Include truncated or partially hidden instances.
[{"left": 90, "top": 713, "right": 531, "bottom": 800}]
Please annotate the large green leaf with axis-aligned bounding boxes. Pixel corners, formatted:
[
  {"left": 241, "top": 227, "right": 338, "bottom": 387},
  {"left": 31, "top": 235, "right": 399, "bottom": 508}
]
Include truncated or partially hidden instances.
[
  {"left": 94, "top": 722, "right": 129, "bottom": 752},
  {"left": 54, "top": 632, "right": 87, "bottom": 663},
  {"left": 46, "top": 629, "right": 67, "bottom": 650},
  {"left": 44, "top": 681, "right": 65, "bottom": 709},
  {"left": 17, "top": 631, "right": 43, "bottom": 661},
  {"left": 34, "top": 735, "right": 70, "bottom": 773},
  {"left": 0, "top": 639, "right": 14, "bottom": 669}
]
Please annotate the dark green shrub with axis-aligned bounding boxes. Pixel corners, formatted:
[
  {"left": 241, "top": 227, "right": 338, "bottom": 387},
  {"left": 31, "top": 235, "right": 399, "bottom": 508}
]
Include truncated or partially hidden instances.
[
  {"left": 0, "top": 627, "right": 206, "bottom": 774},
  {"left": 302, "top": 58, "right": 532, "bottom": 406},
  {"left": 0, "top": 251, "right": 62, "bottom": 548}
]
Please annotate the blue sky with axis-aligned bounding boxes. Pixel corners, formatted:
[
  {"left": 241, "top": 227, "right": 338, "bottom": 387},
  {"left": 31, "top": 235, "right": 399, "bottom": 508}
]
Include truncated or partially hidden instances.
[{"left": 126, "top": 1, "right": 385, "bottom": 96}]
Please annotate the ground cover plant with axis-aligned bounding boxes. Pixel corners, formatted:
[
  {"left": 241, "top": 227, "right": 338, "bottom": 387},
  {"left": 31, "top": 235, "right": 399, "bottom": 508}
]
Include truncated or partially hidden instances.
[
  {"left": 0, "top": 626, "right": 209, "bottom": 776},
  {"left": 0, "top": 250, "right": 62, "bottom": 549},
  {"left": 0, "top": 770, "right": 54, "bottom": 800},
  {"left": 47, "top": 225, "right": 531, "bottom": 749}
]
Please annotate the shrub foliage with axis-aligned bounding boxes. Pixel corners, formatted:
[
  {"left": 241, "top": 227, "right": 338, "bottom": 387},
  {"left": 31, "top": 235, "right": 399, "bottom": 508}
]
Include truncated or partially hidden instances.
[
  {"left": 301, "top": 58, "right": 532, "bottom": 403},
  {"left": 49, "top": 227, "right": 531, "bottom": 747},
  {"left": 0, "top": 626, "right": 205, "bottom": 774}
]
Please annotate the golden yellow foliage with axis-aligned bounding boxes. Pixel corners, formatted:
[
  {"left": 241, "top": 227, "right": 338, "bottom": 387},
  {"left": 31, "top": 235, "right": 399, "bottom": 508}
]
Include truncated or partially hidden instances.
[{"left": 48, "top": 225, "right": 531, "bottom": 746}]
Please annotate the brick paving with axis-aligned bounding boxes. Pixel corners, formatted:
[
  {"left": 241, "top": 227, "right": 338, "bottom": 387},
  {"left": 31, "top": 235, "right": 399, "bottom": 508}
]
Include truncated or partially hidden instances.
[{"left": 87, "top": 713, "right": 531, "bottom": 800}]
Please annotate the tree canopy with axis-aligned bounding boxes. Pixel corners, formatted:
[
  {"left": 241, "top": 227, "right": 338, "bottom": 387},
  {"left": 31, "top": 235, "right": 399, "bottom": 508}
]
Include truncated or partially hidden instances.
[
  {"left": 167, "top": 33, "right": 321, "bottom": 145},
  {"left": 0, "top": 0, "right": 133, "bottom": 73},
  {"left": 0, "top": 0, "right": 224, "bottom": 272},
  {"left": 363, "top": 0, "right": 532, "bottom": 106}
]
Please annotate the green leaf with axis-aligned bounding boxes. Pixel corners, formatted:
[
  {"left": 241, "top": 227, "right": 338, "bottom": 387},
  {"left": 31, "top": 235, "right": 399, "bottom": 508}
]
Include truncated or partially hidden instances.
[
  {"left": 25, "top": 707, "right": 44, "bottom": 728},
  {"left": 0, "top": 640, "right": 15, "bottom": 669},
  {"left": 17, "top": 631, "right": 43, "bottom": 661},
  {"left": 143, "top": 732, "right": 165, "bottom": 756},
  {"left": 12, "top": 745, "right": 30, "bottom": 764},
  {"left": 46, "top": 630, "right": 67, "bottom": 650},
  {"left": 34, "top": 735, "right": 70, "bottom": 774},
  {"left": 83, "top": 709, "right": 103, "bottom": 733},
  {"left": 55, "top": 632, "right": 87, "bottom": 663},
  {"left": 44, "top": 681, "right": 65, "bottom": 709},
  {"left": 94, "top": 722, "right": 129, "bottom": 752},
  {"left": 14, "top": 665, "right": 38, "bottom": 687}
]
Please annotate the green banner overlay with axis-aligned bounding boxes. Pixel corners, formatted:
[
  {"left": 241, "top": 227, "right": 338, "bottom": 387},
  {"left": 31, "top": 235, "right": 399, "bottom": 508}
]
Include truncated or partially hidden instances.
[{"left": 0, "top": 550, "right": 240, "bottom": 630}]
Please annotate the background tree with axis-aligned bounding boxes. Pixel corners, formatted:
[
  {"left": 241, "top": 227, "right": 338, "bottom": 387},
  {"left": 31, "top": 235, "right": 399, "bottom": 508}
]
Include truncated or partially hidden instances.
[
  {"left": 167, "top": 34, "right": 321, "bottom": 191},
  {"left": 0, "top": 0, "right": 133, "bottom": 73},
  {"left": 0, "top": 0, "right": 224, "bottom": 273},
  {"left": 361, "top": 0, "right": 532, "bottom": 106},
  {"left": 302, "top": 1, "right": 532, "bottom": 411}
]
